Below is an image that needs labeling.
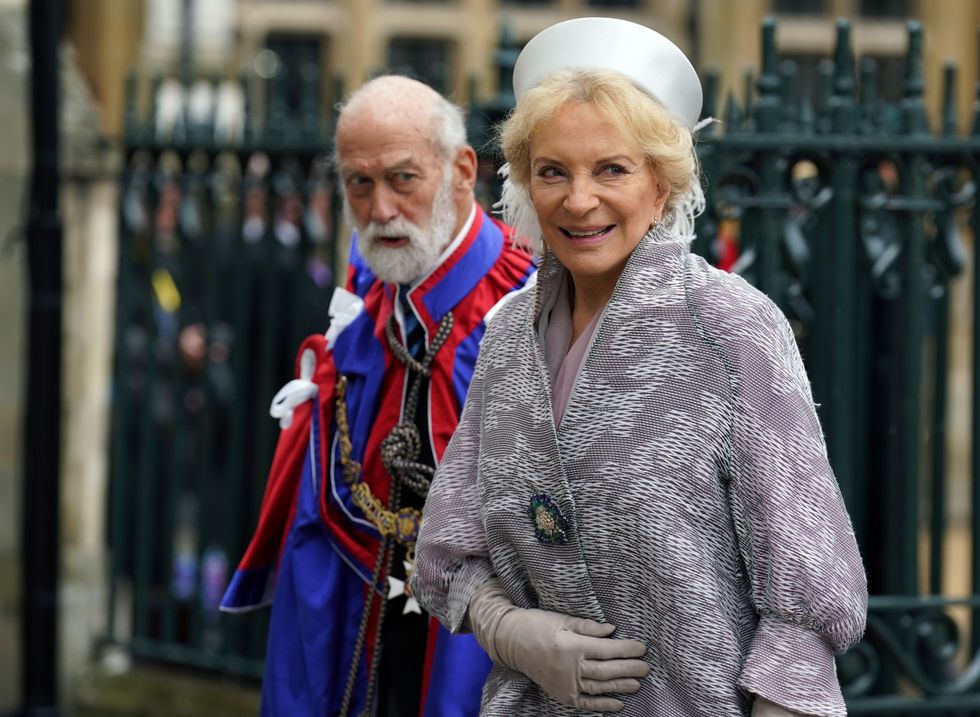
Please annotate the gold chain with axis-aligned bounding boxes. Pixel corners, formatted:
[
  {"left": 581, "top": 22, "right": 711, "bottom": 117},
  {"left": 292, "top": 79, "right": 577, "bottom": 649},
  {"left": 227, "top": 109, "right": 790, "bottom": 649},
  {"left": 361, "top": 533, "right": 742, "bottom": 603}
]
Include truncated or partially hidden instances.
[{"left": 335, "top": 375, "right": 421, "bottom": 546}]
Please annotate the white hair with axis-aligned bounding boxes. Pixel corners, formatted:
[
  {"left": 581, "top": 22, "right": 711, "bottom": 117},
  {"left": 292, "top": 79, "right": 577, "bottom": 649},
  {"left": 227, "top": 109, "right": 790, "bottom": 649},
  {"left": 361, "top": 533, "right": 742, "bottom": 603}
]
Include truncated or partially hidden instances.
[
  {"left": 332, "top": 75, "right": 468, "bottom": 166},
  {"left": 430, "top": 94, "right": 467, "bottom": 159}
]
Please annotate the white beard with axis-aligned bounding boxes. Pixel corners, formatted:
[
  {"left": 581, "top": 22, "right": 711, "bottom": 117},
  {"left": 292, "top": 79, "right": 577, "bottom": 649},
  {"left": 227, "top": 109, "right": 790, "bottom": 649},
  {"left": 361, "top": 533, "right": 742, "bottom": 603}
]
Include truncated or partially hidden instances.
[{"left": 347, "top": 168, "right": 458, "bottom": 285}]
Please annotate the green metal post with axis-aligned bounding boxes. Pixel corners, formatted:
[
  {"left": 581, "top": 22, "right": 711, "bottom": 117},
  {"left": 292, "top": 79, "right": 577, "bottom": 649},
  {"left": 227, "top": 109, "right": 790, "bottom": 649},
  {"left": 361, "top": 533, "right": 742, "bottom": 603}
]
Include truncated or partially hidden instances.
[
  {"left": 928, "top": 64, "right": 959, "bottom": 596},
  {"left": 858, "top": 58, "right": 878, "bottom": 135},
  {"left": 107, "top": 77, "right": 143, "bottom": 648},
  {"left": 890, "top": 166, "right": 925, "bottom": 598},
  {"left": 883, "top": 21, "right": 929, "bottom": 598},
  {"left": 752, "top": 18, "right": 783, "bottom": 302},
  {"left": 132, "top": 283, "right": 160, "bottom": 644},
  {"left": 970, "top": 69, "right": 980, "bottom": 653},
  {"left": 816, "top": 59, "right": 833, "bottom": 134},
  {"left": 22, "top": 1, "right": 64, "bottom": 711},
  {"left": 825, "top": 17, "right": 859, "bottom": 512}
]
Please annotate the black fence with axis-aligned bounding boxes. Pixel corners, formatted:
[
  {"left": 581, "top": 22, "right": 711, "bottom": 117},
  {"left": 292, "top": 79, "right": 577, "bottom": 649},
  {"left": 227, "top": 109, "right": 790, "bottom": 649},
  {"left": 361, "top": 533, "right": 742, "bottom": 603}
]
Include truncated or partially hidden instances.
[{"left": 106, "top": 18, "right": 980, "bottom": 714}]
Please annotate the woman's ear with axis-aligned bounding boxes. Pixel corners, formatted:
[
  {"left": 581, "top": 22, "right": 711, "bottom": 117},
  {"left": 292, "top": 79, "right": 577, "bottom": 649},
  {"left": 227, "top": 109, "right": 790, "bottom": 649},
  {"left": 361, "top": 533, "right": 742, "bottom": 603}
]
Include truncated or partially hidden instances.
[{"left": 658, "top": 171, "right": 672, "bottom": 215}]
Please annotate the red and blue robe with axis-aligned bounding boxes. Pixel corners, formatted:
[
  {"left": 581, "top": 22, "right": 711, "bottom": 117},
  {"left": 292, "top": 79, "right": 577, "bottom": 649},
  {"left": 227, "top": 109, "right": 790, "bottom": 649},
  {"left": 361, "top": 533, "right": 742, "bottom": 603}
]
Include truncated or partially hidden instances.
[{"left": 222, "top": 206, "right": 536, "bottom": 716}]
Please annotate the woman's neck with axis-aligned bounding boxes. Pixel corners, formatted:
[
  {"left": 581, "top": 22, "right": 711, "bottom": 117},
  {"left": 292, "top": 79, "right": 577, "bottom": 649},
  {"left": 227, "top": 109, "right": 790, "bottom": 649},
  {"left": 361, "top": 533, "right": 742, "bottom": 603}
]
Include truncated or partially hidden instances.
[{"left": 566, "top": 273, "right": 614, "bottom": 345}]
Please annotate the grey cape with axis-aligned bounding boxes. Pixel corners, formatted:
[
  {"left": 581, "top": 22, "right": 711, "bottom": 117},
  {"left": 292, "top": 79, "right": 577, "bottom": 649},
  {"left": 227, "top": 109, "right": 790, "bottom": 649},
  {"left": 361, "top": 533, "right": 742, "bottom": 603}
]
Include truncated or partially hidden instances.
[{"left": 411, "top": 226, "right": 868, "bottom": 717}]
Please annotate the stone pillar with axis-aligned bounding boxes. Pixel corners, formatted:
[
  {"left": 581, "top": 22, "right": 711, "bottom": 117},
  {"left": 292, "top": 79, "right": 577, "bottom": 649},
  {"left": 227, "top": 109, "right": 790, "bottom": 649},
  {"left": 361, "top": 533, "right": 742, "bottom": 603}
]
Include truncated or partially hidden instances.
[
  {"left": 0, "top": 2, "right": 29, "bottom": 709},
  {"left": 459, "top": 0, "right": 494, "bottom": 103},
  {"left": 342, "top": 0, "right": 379, "bottom": 91},
  {"left": 66, "top": 0, "right": 143, "bottom": 138},
  {"left": 697, "top": 0, "right": 766, "bottom": 115},
  {"left": 918, "top": 0, "right": 978, "bottom": 133},
  {"left": 60, "top": 178, "right": 118, "bottom": 700}
]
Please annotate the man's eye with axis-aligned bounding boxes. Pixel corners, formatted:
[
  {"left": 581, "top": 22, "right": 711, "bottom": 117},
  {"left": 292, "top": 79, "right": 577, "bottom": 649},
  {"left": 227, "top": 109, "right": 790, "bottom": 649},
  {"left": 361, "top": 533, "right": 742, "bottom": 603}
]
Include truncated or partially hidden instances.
[{"left": 391, "top": 172, "right": 417, "bottom": 184}]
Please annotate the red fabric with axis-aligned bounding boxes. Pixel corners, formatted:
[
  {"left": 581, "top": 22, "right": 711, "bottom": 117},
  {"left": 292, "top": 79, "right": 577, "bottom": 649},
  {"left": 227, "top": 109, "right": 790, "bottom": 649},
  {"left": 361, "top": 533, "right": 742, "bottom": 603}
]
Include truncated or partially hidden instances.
[
  {"left": 236, "top": 334, "right": 336, "bottom": 573},
  {"left": 418, "top": 616, "right": 441, "bottom": 716}
]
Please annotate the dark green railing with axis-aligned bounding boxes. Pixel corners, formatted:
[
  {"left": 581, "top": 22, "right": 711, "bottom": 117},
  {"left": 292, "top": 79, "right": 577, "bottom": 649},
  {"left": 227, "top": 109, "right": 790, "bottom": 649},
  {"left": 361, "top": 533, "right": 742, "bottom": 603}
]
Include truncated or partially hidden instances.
[
  {"left": 694, "top": 18, "right": 980, "bottom": 715},
  {"left": 107, "top": 17, "right": 980, "bottom": 713},
  {"left": 107, "top": 66, "right": 342, "bottom": 677}
]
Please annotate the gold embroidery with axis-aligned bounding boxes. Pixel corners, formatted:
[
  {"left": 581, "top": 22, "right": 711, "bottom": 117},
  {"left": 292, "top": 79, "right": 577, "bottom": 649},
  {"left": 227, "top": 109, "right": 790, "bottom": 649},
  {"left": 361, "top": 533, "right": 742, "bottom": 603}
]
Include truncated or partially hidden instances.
[{"left": 335, "top": 375, "right": 421, "bottom": 546}]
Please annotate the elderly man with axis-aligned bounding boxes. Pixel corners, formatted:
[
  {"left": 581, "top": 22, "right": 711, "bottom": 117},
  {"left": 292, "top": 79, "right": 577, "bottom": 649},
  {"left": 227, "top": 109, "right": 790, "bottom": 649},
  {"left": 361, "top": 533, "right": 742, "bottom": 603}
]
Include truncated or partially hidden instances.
[{"left": 222, "top": 76, "right": 536, "bottom": 717}]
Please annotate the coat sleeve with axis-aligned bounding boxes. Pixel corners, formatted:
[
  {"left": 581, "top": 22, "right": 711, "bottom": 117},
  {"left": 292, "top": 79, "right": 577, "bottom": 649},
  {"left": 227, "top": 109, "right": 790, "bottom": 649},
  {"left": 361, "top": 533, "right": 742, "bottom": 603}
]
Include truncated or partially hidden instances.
[
  {"left": 722, "top": 297, "right": 867, "bottom": 717},
  {"left": 411, "top": 335, "right": 496, "bottom": 633}
]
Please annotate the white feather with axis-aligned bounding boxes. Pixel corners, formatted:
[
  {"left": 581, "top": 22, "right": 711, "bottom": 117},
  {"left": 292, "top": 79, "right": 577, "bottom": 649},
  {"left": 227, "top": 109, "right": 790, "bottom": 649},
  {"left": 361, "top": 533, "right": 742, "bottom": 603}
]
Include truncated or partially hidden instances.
[{"left": 493, "top": 164, "right": 544, "bottom": 256}]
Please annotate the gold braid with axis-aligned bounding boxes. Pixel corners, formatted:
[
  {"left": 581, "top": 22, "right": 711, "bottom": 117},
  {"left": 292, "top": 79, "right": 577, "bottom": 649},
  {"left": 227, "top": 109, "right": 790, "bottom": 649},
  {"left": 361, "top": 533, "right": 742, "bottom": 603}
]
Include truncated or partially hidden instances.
[
  {"left": 335, "top": 375, "right": 421, "bottom": 546},
  {"left": 335, "top": 307, "right": 453, "bottom": 717}
]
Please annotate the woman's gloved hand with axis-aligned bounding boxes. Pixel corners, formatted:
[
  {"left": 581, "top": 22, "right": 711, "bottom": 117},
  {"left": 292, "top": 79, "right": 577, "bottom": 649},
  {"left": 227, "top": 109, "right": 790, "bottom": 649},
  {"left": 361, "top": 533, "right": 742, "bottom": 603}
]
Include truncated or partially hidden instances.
[{"left": 467, "top": 578, "right": 650, "bottom": 712}]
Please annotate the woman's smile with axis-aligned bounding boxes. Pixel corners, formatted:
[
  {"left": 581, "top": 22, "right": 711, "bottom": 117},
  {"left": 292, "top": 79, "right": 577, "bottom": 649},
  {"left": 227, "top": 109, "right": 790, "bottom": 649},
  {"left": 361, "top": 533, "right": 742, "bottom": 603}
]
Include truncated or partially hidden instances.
[{"left": 560, "top": 225, "right": 615, "bottom": 242}]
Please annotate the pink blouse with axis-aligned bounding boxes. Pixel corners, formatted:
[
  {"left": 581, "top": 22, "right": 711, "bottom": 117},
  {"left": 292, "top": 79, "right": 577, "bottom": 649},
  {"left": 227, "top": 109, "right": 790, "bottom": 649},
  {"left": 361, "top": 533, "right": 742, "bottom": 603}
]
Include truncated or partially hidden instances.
[{"left": 542, "top": 274, "right": 605, "bottom": 427}]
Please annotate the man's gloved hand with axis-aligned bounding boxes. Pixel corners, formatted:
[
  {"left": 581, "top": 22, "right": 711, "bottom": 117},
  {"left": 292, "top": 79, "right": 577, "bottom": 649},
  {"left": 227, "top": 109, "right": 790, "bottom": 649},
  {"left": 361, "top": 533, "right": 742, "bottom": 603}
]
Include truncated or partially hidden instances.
[{"left": 467, "top": 578, "right": 650, "bottom": 712}]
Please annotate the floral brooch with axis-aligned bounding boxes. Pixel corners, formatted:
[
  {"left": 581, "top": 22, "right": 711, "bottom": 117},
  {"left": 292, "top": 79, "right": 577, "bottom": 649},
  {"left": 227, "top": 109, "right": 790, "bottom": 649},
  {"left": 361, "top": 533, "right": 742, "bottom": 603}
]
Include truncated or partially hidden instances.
[{"left": 528, "top": 494, "right": 569, "bottom": 545}]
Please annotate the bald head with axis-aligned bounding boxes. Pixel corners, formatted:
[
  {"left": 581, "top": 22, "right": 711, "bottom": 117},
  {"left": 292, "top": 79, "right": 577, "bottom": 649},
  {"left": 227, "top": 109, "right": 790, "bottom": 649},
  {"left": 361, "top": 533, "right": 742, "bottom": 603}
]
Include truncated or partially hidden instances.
[{"left": 337, "top": 76, "right": 466, "bottom": 163}]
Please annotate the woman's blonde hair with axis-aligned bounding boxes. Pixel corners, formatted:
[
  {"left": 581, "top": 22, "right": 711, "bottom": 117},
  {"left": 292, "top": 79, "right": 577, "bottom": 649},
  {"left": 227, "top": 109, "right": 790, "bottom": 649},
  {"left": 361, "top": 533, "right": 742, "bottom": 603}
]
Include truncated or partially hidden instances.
[{"left": 497, "top": 69, "right": 704, "bottom": 252}]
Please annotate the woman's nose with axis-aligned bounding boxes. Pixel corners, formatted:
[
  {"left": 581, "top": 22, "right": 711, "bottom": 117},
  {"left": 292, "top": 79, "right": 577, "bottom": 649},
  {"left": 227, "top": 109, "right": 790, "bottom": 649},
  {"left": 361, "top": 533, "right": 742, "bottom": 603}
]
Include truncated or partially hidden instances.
[{"left": 563, "top": 177, "right": 600, "bottom": 215}]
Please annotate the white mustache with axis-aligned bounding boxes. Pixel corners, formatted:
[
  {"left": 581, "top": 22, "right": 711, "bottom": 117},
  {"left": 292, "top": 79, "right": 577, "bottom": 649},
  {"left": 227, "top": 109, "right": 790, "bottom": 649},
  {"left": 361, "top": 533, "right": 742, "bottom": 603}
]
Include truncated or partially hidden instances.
[{"left": 360, "top": 217, "right": 424, "bottom": 245}]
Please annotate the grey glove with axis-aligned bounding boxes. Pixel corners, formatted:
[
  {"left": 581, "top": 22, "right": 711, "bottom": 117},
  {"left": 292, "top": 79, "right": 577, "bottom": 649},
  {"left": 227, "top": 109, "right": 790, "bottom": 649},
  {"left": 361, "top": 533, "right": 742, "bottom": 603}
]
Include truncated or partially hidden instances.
[{"left": 467, "top": 578, "right": 650, "bottom": 712}]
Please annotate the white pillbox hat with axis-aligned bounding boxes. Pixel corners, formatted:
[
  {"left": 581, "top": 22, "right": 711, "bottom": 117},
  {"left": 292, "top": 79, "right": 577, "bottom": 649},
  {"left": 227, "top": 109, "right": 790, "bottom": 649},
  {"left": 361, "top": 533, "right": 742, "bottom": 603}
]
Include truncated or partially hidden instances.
[{"left": 512, "top": 17, "right": 703, "bottom": 131}]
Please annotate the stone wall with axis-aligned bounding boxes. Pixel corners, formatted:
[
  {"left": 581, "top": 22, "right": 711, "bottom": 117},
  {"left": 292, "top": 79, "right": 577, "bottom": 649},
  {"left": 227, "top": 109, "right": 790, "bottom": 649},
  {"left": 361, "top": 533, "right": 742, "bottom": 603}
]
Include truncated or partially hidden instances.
[{"left": 0, "top": 1, "right": 29, "bottom": 711}]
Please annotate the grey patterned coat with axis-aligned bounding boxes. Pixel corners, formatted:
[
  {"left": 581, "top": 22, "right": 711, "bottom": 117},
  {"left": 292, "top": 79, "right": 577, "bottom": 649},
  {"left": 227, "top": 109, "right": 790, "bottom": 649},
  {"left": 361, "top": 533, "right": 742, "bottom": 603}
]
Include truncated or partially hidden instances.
[{"left": 411, "top": 228, "right": 868, "bottom": 717}]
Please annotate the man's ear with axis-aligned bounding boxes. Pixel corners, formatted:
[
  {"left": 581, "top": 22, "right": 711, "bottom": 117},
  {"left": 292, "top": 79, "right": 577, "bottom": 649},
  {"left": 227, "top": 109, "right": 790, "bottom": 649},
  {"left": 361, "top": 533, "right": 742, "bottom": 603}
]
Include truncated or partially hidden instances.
[{"left": 454, "top": 145, "right": 478, "bottom": 193}]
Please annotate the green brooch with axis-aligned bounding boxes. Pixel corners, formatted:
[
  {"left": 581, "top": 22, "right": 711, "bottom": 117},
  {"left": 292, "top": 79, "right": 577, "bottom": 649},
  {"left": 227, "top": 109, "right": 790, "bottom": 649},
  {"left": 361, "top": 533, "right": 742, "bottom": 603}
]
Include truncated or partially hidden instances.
[{"left": 529, "top": 494, "right": 569, "bottom": 544}]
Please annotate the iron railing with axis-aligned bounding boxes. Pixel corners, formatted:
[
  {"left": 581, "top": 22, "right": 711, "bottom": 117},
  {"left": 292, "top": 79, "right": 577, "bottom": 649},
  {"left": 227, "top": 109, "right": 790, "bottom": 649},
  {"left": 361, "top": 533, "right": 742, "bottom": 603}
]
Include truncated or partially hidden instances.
[
  {"left": 106, "top": 17, "right": 980, "bottom": 714},
  {"left": 107, "top": 66, "right": 341, "bottom": 677},
  {"left": 696, "top": 19, "right": 980, "bottom": 714}
]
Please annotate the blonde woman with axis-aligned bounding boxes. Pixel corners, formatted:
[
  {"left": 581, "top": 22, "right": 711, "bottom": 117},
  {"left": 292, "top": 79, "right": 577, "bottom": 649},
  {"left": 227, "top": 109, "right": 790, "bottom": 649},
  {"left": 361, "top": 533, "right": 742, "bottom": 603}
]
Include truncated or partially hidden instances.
[{"left": 412, "top": 18, "right": 866, "bottom": 717}]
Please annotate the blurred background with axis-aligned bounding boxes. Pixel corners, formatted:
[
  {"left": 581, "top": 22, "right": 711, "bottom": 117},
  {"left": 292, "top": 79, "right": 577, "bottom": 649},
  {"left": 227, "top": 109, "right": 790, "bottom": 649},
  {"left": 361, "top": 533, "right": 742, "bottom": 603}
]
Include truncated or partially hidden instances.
[{"left": 3, "top": 0, "right": 980, "bottom": 715}]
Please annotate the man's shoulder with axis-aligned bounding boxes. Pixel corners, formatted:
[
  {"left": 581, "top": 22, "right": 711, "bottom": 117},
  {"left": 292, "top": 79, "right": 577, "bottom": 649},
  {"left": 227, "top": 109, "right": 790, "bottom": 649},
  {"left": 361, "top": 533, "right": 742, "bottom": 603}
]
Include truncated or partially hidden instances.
[
  {"left": 457, "top": 215, "right": 536, "bottom": 318},
  {"left": 482, "top": 215, "right": 537, "bottom": 277},
  {"left": 483, "top": 240, "right": 536, "bottom": 293}
]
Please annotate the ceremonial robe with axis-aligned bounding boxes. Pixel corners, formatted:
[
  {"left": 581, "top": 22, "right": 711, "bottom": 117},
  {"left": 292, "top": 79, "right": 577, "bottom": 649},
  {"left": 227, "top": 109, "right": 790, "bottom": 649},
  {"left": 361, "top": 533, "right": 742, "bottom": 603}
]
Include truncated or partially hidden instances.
[{"left": 222, "top": 205, "right": 537, "bottom": 716}]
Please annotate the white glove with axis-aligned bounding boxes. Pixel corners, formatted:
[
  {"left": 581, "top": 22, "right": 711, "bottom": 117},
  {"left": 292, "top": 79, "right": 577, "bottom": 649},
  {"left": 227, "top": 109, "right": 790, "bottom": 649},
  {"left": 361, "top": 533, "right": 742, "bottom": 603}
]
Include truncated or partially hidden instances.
[
  {"left": 467, "top": 578, "right": 649, "bottom": 712},
  {"left": 752, "top": 696, "right": 809, "bottom": 716}
]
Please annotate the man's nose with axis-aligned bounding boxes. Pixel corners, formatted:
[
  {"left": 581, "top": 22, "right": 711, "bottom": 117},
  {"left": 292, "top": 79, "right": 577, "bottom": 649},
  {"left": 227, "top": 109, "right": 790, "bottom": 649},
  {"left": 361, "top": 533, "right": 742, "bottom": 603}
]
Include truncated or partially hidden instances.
[
  {"left": 370, "top": 186, "right": 400, "bottom": 225},
  {"left": 563, "top": 177, "right": 600, "bottom": 216}
]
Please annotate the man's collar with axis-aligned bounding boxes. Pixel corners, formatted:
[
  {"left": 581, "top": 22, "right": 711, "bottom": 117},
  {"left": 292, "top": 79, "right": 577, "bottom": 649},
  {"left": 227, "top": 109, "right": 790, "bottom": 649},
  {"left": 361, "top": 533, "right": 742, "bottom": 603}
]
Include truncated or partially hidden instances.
[{"left": 394, "top": 202, "right": 509, "bottom": 325}]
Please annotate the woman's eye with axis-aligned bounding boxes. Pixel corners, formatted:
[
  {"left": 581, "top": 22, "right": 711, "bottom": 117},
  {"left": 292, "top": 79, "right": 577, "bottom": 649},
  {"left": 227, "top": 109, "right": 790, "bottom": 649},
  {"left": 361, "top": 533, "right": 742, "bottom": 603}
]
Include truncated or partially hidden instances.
[
  {"left": 600, "top": 164, "right": 627, "bottom": 176},
  {"left": 536, "top": 166, "right": 563, "bottom": 179}
]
